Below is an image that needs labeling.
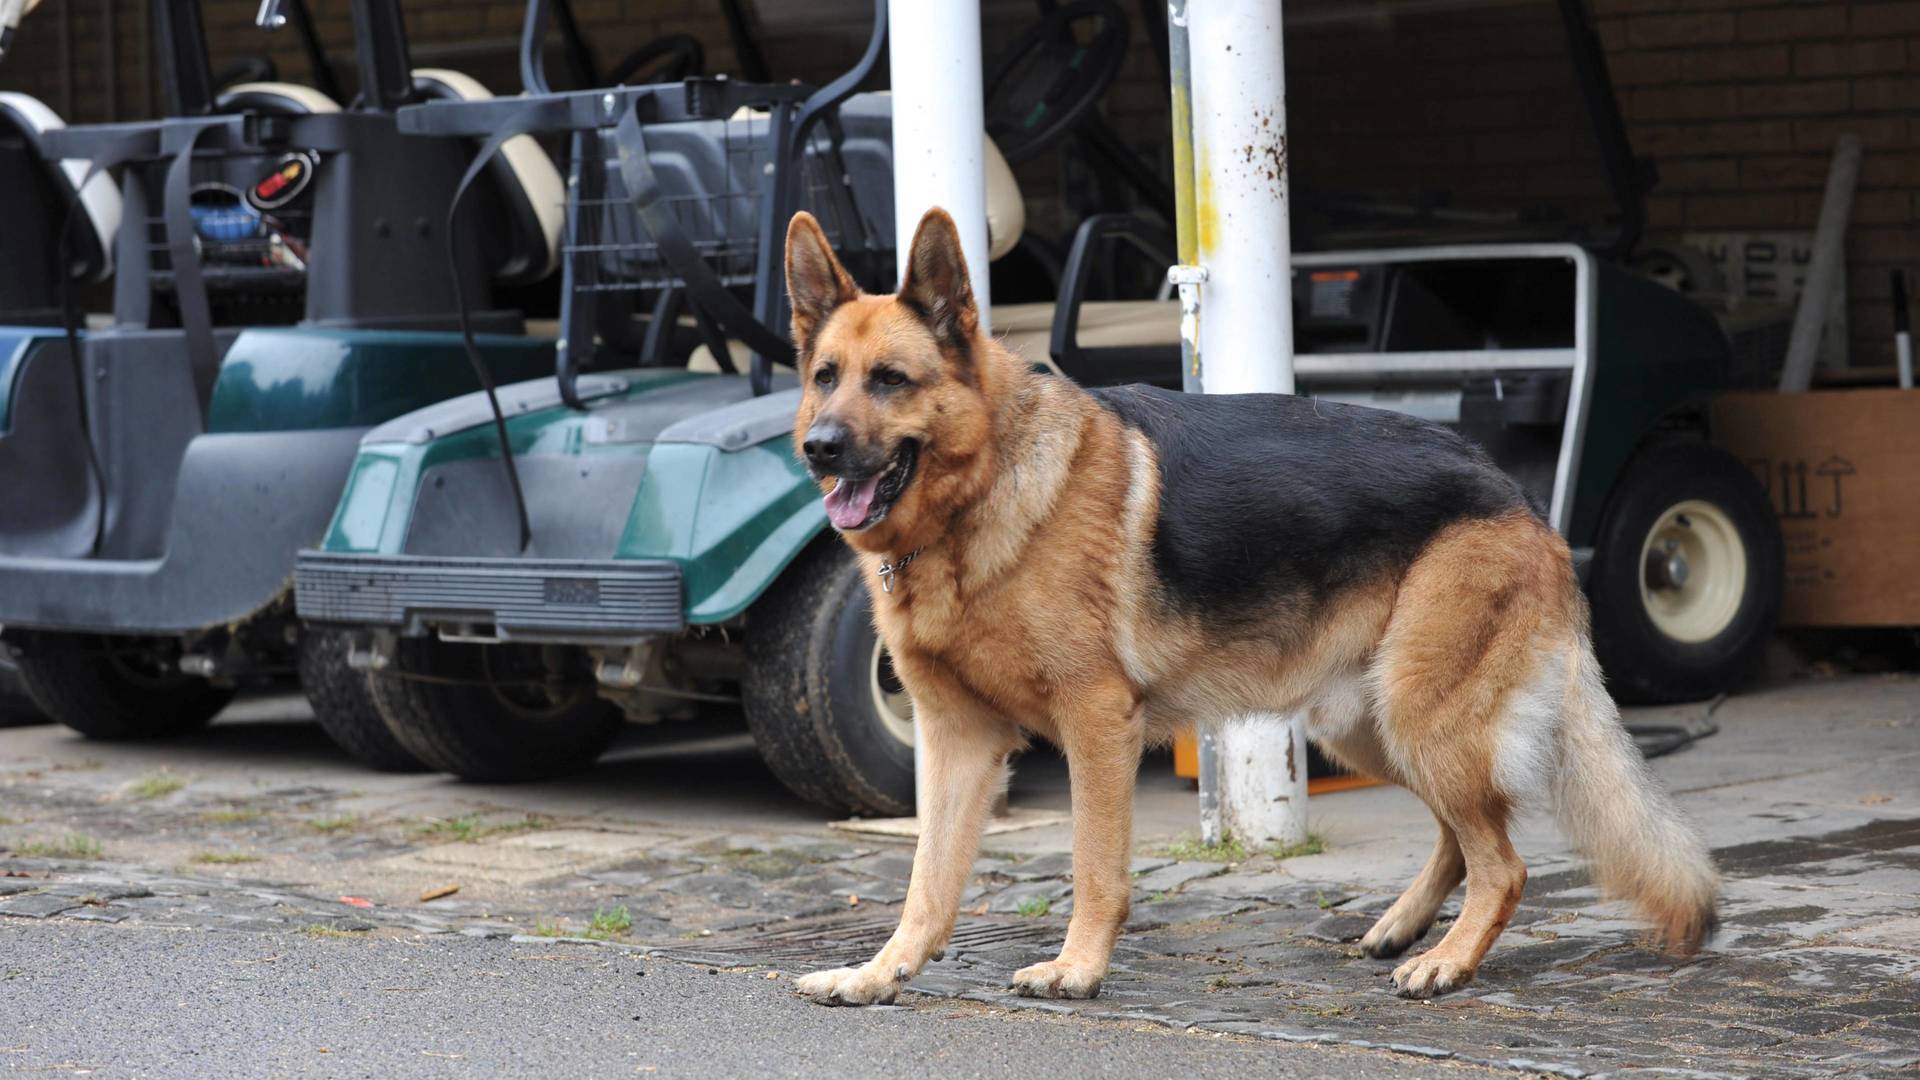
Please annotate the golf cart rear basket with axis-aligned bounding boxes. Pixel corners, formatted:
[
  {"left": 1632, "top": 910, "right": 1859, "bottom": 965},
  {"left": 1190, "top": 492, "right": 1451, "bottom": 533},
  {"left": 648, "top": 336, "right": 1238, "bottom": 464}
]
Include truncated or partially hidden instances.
[
  {"left": 75, "top": 123, "right": 322, "bottom": 327},
  {"left": 396, "top": 51, "right": 892, "bottom": 405}
]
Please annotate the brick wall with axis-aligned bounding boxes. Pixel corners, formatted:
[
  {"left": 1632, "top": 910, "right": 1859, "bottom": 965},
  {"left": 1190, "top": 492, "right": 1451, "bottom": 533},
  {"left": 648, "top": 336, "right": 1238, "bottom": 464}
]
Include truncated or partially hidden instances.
[
  {"left": 1596, "top": 0, "right": 1916, "bottom": 369},
  {"left": 5, "top": 0, "right": 1911, "bottom": 369}
]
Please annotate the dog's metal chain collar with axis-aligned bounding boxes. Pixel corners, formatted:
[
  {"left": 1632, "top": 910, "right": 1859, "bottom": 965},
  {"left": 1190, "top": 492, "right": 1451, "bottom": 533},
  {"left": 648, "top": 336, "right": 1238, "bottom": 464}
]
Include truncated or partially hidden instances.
[{"left": 877, "top": 549, "right": 922, "bottom": 594}]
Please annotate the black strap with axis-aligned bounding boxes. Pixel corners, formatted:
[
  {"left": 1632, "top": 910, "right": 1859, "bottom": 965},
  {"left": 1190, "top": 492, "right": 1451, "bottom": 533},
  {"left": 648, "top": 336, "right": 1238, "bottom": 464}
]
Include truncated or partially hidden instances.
[
  {"left": 688, "top": 301, "right": 736, "bottom": 375},
  {"left": 445, "top": 104, "right": 546, "bottom": 554},
  {"left": 162, "top": 123, "right": 221, "bottom": 419},
  {"left": 57, "top": 132, "right": 154, "bottom": 556},
  {"left": 611, "top": 103, "right": 793, "bottom": 366}
]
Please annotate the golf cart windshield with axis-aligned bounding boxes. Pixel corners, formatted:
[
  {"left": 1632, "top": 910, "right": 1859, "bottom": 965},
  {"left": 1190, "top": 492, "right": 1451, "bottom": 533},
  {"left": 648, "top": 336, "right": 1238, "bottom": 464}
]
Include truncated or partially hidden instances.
[{"left": 1286, "top": 0, "right": 1635, "bottom": 255}]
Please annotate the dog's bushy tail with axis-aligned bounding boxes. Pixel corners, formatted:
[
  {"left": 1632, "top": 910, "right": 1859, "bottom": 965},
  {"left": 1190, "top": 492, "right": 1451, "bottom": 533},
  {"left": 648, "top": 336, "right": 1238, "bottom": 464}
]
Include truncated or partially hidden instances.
[{"left": 1553, "top": 636, "right": 1718, "bottom": 953}]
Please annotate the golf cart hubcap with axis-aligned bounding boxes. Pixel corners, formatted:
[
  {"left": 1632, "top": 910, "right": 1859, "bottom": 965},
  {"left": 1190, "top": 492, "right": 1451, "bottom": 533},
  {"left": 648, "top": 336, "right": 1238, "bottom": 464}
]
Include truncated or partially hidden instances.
[
  {"left": 1639, "top": 499, "right": 1746, "bottom": 644},
  {"left": 869, "top": 642, "right": 916, "bottom": 749}
]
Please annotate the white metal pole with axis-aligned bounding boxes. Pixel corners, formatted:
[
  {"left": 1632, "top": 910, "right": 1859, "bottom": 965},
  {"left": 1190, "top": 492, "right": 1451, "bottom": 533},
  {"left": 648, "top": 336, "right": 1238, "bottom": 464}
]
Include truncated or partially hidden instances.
[
  {"left": 1189, "top": 1, "right": 1292, "bottom": 395},
  {"left": 890, "top": 0, "right": 988, "bottom": 822},
  {"left": 1187, "top": 0, "right": 1308, "bottom": 846},
  {"left": 887, "top": 0, "right": 991, "bottom": 335}
]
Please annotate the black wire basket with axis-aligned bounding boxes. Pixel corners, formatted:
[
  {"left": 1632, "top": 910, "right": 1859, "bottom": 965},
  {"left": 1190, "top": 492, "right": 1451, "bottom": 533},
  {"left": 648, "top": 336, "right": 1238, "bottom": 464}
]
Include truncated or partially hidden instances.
[{"left": 562, "top": 92, "right": 896, "bottom": 360}]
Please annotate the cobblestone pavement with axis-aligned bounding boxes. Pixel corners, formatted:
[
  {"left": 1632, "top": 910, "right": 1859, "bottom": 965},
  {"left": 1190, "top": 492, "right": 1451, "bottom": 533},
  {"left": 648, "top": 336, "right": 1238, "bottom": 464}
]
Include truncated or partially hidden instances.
[{"left": 3, "top": 677, "right": 1919, "bottom": 1077}]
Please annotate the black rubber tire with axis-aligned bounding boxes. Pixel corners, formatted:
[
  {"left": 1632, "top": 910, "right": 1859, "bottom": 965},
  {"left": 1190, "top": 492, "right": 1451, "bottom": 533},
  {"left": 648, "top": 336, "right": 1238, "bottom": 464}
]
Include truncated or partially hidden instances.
[
  {"left": 367, "top": 638, "right": 622, "bottom": 782},
  {"left": 11, "top": 634, "right": 235, "bottom": 739},
  {"left": 1588, "top": 440, "right": 1784, "bottom": 704},
  {"left": 743, "top": 539, "right": 916, "bottom": 817},
  {"left": 297, "top": 630, "right": 426, "bottom": 773},
  {"left": 0, "top": 656, "right": 48, "bottom": 726}
]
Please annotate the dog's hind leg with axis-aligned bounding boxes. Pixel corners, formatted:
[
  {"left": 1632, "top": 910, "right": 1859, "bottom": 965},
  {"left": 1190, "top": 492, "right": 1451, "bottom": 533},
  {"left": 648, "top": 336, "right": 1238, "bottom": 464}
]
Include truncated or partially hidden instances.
[
  {"left": 1388, "top": 801, "right": 1526, "bottom": 998},
  {"left": 1367, "top": 512, "right": 1563, "bottom": 998},
  {"left": 1307, "top": 688, "right": 1467, "bottom": 961},
  {"left": 1010, "top": 681, "right": 1144, "bottom": 1000},
  {"left": 796, "top": 677, "right": 1020, "bottom": 1006},
  {"left": 1359, "top": 814, "right": 1464, "bottom": 959}
]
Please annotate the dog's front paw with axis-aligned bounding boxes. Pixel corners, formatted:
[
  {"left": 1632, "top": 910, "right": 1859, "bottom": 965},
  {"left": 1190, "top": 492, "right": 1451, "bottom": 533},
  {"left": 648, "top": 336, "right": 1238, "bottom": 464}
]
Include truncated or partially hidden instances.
[
  {"left": 1390, "top": 951, "right": 1475, "bottom": 999},
  {"left": 1010, "top": 960, "right": 1103, "bottom": 1000},
  {"left": 795, "top": 965, "right": 901, "bottom": 1007}
]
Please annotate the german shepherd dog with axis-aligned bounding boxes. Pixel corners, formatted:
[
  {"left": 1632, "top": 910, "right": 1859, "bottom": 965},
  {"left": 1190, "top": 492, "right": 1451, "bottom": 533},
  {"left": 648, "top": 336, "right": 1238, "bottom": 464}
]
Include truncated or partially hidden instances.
[{"left": 786, "top": 208, "right": 1717, "bottom": 1005}]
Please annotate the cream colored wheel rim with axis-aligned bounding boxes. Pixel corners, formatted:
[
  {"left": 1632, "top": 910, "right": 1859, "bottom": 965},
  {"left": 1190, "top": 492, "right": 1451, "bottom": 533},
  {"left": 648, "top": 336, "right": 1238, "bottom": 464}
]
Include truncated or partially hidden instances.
[
  {"left": 868, "top": 641, "right": 916, "bottom": 748},
  {"left": 1638, "top": 499, "right": 1746, "bottom": 644}
]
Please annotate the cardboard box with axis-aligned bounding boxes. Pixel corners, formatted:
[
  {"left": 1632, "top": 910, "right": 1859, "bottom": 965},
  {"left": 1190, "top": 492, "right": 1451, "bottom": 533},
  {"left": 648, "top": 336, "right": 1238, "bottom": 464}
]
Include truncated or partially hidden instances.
[{"left": 1712, "top": 388, "right": 1920, "bottom": 626}]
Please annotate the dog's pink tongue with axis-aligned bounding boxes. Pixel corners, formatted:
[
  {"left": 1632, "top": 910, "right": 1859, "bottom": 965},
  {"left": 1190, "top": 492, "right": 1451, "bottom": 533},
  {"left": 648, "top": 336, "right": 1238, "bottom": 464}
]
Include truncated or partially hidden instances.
[{"left": 824, "top": 476, "right": 881, "bottom": 529}]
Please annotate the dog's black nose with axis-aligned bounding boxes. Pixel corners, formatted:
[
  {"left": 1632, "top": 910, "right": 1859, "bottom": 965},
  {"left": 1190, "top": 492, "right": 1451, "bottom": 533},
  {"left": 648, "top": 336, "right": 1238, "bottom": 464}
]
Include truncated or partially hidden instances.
[{"left": 803, "top": 422, "right": 848, "bottom": 468}]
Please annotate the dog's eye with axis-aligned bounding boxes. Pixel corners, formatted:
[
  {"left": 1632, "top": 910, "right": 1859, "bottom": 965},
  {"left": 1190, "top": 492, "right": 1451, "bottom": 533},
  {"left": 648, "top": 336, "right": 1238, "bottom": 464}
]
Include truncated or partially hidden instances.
[
  {"left": 874, "top": 368, "right": 909, "bottom": 389},
  {"left": 812, "top": 365, "right": 835, "bottom": 387}
]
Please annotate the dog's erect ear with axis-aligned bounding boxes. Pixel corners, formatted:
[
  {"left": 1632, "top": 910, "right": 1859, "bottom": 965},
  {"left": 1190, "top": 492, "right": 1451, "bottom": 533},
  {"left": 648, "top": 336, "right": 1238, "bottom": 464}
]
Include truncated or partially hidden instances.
[
  {"left": 786, "top": 212, "right": 858, "bottom": 351},
  {"left": 898, "top": 208, "right": 979, "bottom": 347}
]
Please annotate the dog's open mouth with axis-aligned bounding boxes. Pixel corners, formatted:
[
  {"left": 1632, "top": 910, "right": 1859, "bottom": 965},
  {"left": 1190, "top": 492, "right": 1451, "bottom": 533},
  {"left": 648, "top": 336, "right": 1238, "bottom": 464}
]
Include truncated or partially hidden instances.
[{"left": 822, "top": 441, "right": 919, "bottom": 531}]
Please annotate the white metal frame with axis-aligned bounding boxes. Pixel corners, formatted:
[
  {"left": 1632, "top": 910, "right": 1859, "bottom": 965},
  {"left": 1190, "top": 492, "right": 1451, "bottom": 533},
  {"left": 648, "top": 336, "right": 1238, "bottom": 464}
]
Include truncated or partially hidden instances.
[{"left": 1292, "top": 243, "right": 1598, "bottom": 536}]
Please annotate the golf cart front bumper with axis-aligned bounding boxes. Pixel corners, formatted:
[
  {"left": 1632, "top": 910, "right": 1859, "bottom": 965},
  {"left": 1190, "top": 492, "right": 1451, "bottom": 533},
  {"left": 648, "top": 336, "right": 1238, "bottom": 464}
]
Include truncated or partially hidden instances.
[{"left": 294, "top": 551, "right": 685, "bottom": 643}]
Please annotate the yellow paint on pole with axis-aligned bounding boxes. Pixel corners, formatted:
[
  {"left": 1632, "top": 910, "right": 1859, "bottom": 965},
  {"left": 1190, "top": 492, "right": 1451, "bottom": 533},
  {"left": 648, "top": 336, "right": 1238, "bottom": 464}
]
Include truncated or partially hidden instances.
[{"left": 1194, "top": 141, "right": 1217, "bottom": 261}]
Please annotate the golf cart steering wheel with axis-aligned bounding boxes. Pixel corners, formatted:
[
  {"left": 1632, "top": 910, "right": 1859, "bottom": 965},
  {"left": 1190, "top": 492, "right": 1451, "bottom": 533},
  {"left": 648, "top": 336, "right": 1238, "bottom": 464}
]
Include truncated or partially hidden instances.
[
  {"left": 607, "top": 32, "right": 704, "bottom": 85},
  {"left": 985, "top": 0, "right": 1128, "bottom": 165}
]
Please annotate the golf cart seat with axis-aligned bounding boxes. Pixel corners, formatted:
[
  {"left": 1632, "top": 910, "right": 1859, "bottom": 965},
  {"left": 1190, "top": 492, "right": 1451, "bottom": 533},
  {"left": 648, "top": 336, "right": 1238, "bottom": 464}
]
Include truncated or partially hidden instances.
[
  {"left": 993, "top": 298, "right": 1179, "bottom": 363},
  {"left": 0, "top": 92, "right": 123, "bottom": 319}
]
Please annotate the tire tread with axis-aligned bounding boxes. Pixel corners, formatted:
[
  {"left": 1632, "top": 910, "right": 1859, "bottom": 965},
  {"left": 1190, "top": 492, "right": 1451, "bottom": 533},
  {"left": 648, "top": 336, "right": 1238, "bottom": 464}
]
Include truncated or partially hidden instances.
[
  {"left": 298, "top": 631, "right": 426, "bottom": 773},
  {"left": 12, "top": 635, "right": 233, "bottom": 740}
]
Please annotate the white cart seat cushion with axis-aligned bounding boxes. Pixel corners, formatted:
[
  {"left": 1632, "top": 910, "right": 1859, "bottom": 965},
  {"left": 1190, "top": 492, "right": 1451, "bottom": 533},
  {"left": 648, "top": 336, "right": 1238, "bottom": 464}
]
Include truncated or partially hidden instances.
[
  {"left": 982, "top": 135, "right": 1023, "bottom": 262},
  {"left": 0, "top": 91, "right": 123, "bottom": 282},
  {"left": 992, "top": 299, "right": 1181, "bottom": 371},
  {"left": 215, "top": 80, "right": 342, "bottom": 116},
  {"left": 411, "top": 68, "right": 565, "bottom": 286}
]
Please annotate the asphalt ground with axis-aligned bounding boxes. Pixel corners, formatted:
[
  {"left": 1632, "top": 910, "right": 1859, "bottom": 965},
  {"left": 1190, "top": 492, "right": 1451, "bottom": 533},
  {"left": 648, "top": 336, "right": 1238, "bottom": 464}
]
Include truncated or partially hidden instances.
[{"left": 0, "top": 919, "right": 1494, "bottom": 1078}]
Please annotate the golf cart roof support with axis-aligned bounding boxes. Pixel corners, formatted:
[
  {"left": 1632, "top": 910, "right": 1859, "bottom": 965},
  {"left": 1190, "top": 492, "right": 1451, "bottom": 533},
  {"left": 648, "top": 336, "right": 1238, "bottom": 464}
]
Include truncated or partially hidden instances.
[
  {"left": 718, "top": 0, "right": 771, "bottom": 84},
  {"left": 1557, "top": 0, "right": 1645, "bottom": 261},
  {"left": 887, "top": 0, "right": 992, "bottom": 331},
  {"left": 353, "top": 0, "right": 416, "bottom": 112},
  {"left": 282, "top": 0, "right": 347, "bottom": 105},
  {"left": 153, "top": 0, "right": 216, "bottom": 117},
  {"left": 1177, "top": 0, "right": 1306, "bottom": 848},
  {"left": 519, "top": 0, "right": 602, "bottom": 95}
]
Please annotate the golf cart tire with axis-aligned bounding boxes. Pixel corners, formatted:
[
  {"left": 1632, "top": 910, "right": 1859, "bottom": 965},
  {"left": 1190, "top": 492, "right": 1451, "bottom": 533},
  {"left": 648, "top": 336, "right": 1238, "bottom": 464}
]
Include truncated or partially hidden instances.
[
  {"left": 367, "top": 638, "right": 622, "bottom": 782},
  {"left": 1587, "top": 440, "right": 1783, "bottom": 705},
  {"left": 297, "top": 630, "right": 426, "bottom": 773},
  {"left": 744, "top": 540, "right": 916, "bottom": 818},
  {"left": 0, "top": 658, "right": 47, "bottom": 726},
  {"left": 11, "top": 634, "right": 235, "bottom": 740}
]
